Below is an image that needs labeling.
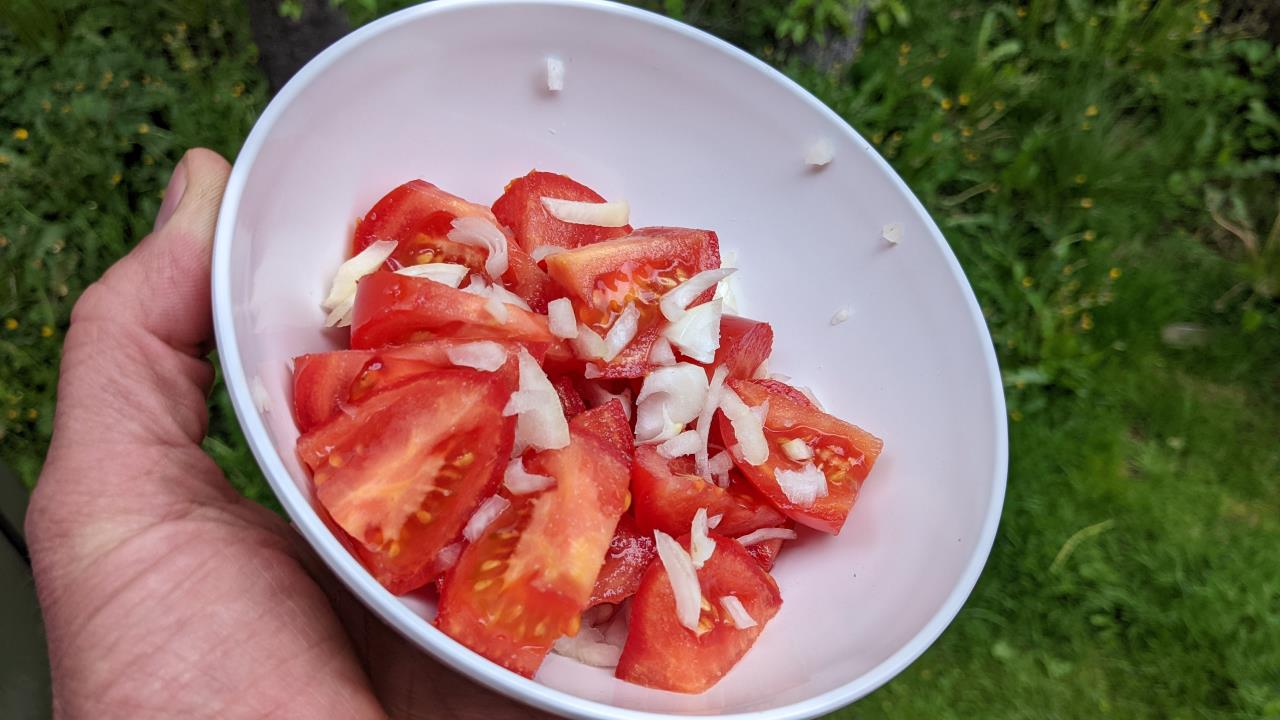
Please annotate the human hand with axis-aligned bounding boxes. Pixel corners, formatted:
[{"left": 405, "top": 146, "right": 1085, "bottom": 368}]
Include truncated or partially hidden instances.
[{"left": 26, "top": 149, "right": 549, "bottom": 720}]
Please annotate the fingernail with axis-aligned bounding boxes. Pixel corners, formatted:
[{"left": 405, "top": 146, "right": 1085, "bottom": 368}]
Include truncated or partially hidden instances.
[{"left": 154, "top": 157, "right": 189, "bottom": 231}]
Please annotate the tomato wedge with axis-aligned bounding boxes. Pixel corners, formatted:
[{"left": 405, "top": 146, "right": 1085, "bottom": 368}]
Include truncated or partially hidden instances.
[
  {"left": 492, "top": 171, "right": 632, "bottom": 255},
  {"left": 544, "top": 228, "right": 721, "bottom": 378},
  {"left": 615, "top": 533, "right": 782, "bottom": 693},
  {"left": 550, "top": 375, "right": 586, "bottom": 419},
  {"left": 297, "top": 368, "right": 517, "bottom": 594},
  {"left": 717, "top": 379, "right": 883, "bottom": 534},
  {"left": 588, "top": 514, "right": 655, "bottom": 607},
  {"left": 749, "top": 378, "right": 816, "bottom": 408},
  {"left": 353, "top": 179, "right": 557, "bottom": 310},
  {"left": 631, "top": 445, "right": 785, "bottom": 537},
  {"left": 707, "top": 314, "right": 774, "bottom": 380},
  {"left": 569, "top": 399, "right": 634, "bottom": 462},
  {"left": 350, "top": 271, "right": 561, "bottom": 355},
  {"left": 436, "top": 420, "right": 629, "bottom": 677},
  {"left": 743, "top": 537, "right": 785, "bottom": 571}
]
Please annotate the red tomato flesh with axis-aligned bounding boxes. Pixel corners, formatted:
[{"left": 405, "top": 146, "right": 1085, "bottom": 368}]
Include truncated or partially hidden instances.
[
  {"left": 615, "top": 533, "right": 782, "bottom": 693},
  {"left": 707, "top": 314, "right": 774, "bottom": 380},
  {"left": 492, "top": 171, "right": 633, "bottom": 256},
  {"left": 631, "top": 445, "right": 785, "bottom": 537},
  {"left": 550, "top": 375, "right": 586, "bottom": 419},
  {"left": 569, "top": 399, "right": 634, "bottom": 463},
  {"left": 588, "top": 514, "right": 655, "bottom": 607}
]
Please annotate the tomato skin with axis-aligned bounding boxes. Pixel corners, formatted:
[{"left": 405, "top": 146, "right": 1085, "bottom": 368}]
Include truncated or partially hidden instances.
[
  {"left": 350, "top": 271, "right": 560, "bottom": 354},
  {"left": 492, "top": 171, "right": 633, "bottom": 255},
  {"left": 750, "top": 378, "right": 815, "bottom": 409},
  {"left": 588, "top": 514, "right": 655, "bottom": 607},
  {"left": 718, "top": 379, "right": 883, "bottom": 534},
  {"left": 569, "top": 399, "right": 634, "bottom": 463},
  {"left": 743, "top": 534, "right": 786, "bottom": 571},
  {"left": 707, "top": 315, "right": 774, "bottom": 380},
  {"left": 615, "top": 533, "right": 782, "bottom": 693},
  {"left": 551, "top": 375, "right": 586, "bottom": 418},
  {"left": 298, "top": 368, "right": 517, "bottom": 594},
  {"left": 631, "top": 445, "right": 785, "bottom": 537},
  {"left": 436, "top": 423, "right": 630, "bottom": 677}
]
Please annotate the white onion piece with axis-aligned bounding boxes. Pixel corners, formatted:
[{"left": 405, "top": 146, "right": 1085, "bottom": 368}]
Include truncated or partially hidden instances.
[
  {"left": 657, "top": 430, "right": 702, "bottom": 459},
  {"left": 775, "top": 461, "right": 828, "bottom": 508},
  {"left": 322, "top": 239, "right": 397, "bottom": 311},
  {"left": 635, "top": 363, "right": 708, "bottom": 422},
  {"left": 654, "top": 530, "right": 702, "bottom": 634},
  {"left": 647, "top": 336, "right": 676, "bottom": 366},
  {"left": 830, "top": 306, "right": 851, "bottom": 326},
  {"left": 503, "top": 457, "right": 556, "bottom": 495},
  {"left": 582, "top": 603, "right": 616, "bottom": 628},
  {"left": 393, "top": 262, "right": 469, "bottom": 287},
  {"left": 781, "top": 438, "right": 814, "bottom": 462},
  {"left": 530, "top": 244, "right": 566, "bottom": 262},
  {"left": 769, "top": 372, "right": 793, "bottom": 383},
  {"left": 324, "top": 294, "right": 356, "bottom": 328},
  {"left": 448, "top": 216, "right": 509, "bottom": 279},
  {"left": 719, "top": 595, "right": 758, "bottom": 629},
  {"left": 720, "top": 387, "right": 769, "bottom": 465},
  {"left": 432, "top": 542, "right": 463, "bottom": 575},
  {"left": 659, "top": 268, "right": 736, "bottom": 322},
  {"left": 545, "top": 56, "right": 565, "bottom": 92},
  {"left": 707, "top": 513, "right": 723, "bottom": 530},
  {"left": 463, "top": 495, "right": 510, "bottom": 542},
  {"left": 547, "top": 298, "right": 578, "bottom": 339},
  {"left": 751, "top": 358, "right": 770, "bottom": 380},
  {"left": 581, "top": 383, "right": 633, "bottom": 422},
  {"left": 502, "top": 348, "right": 570, "bottom": 452},
  {"left": 661, "top": 299, "right": 723, "bottom": 363},
  {"left": 250, "top": 375, "right": 271, "bottom": 414},
  {"left": 446, "top": 341, "right": 508, "bottom": 372},
  {"left": 603, "top": 603, "right": 630, "bottom": 647},
  {"left": 485, "top": 282, "right": 532, "bottom": 311},
  {"left": 736, "top": 527, "right": 798, "bottom": 546},
  {"left": 750, "top": 400, "right": 770, "bottom": 425},
  {"left": 805, "top": 137, "right": 835, "bottom": 167},
  {"left": 694, "top": 365, "right": 730, "bottom": 478},
  {"left": 634, "top": 400, "right": 683, "bottom": 445},
  {"left": 571, "top": 324, "right": 607, "bottom": 360},
  {"left": 689, "top": 508, "right": 715, "bottom": 569},
  {"left": 881, "top": 222, "right": 903, "bottom": 245},
  {"left": 602, "top": 302, "right": 641, "bottom": 362},
  {"left": 551, "top": 625, "right": 622, "bottom": 668},
  {"left": 541, "top": 197, "right": 630, "bottom": 227},
  {"left": 484, "top": 295, "right": 509, "bottom": 324},
  {"left": 707, "top": 450, "right": 733, "bottom": 476}
]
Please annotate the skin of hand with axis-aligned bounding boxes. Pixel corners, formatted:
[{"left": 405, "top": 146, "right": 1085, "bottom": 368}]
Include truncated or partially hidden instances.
[{"left": 25, "top": 149, "right": 551, "bottom": 720}]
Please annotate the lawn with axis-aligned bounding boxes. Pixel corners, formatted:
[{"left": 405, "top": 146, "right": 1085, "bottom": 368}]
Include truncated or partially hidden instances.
[{"left": 2, "top": 1, "right": 1278, "bottom": 717}]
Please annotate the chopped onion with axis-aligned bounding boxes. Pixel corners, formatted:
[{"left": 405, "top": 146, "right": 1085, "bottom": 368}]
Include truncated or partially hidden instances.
[
  {"left": 463, "top": 495, "right": 510, "bottom": 542},
  {"left": 707, "top": 513, "right": 723, "bottom": 530},
  {"left": 781, "top": 438, "right": 814, "bottom": 462},
  {"left": 769, "top": 372, "right": 793, "bottom": 383},
  {"left": 572, "top": 324, "right": 607, "bottom": 360},
  {"left": 393, "top": 262, "right": 468, "bottom": 287},
  {"left": 502, "top": 348, "right": 570, "bottom": 452},
  {"left": 647, "top": 336, "right": 676, "bottom": 366},
  {"left": 737, "top": 527, "right": 798, "bottom": 546},
  {"left": 547, "top": 298, "right": 578, "bottom": 339},
  {"left": 545, "top": 56, "right": 565, "bottom": 92},
  {"left": 719, "top": 595, "right": 758, "bottom": 629},
  {"left": 484, "top": 295, "right": 508, "bottom": 324},
  {"left": 689, "top": 508, "right": 715, "bottom": 569},
  {"left": 707, "top": 450, "right": 733, "bottom": 476},
  {"left": 530, "top": 244, "right": 567, "bottom": 262},
  {"left": 582, "top": 603, "right": 617, "bottom": 628},
  {"left": 581, "top": 383, "right": 633, "bottom": 422},
  {"left": 659, "top": 268, "right": 736, "bottom": 322},
  {"left": 751, "top": 359, "right": 770, "bottom": 380},
  {"left": 583, "top": 363, "right": 603, "bottom": 379},
  {"left": 448, "top": 216, "right": 509, "bottom": 279},
  {"left": 720, "top": 387, "right": 768, "bottom": 465},
  {"left": 250, "top": 375, "right": 271, "bottom": 414},
  {"left": 653, "top": 530, "right": 702, "bottom": 634},
  {"left": 432, "top": 542, "right": 463, "bottom": 575},
  {"left": 603, "top": 603, "right": 630, "bottom": 647},
  {"left": 694, "top": 365, "right": 730, "bottom": 478},
  {"left": 552, "top": 625, "right": 622, "bottom": 668},
  {"left": 602, "top": 302, "right": 641, "bottom": 362},
  {"left": 750, "top": 400, "right": 770, "bottom": 425},
  {"left": 775, "top": 461, "right": 828, "bottom": 508},
  {"left": 461, "top": 276, "right": 531, "bottom": 324},
  {"left": 657, "top": 430, "right": 702, "bottom": 459},
  {"left": 322, "top": 239, "right": 397, "bottom": 311},
  {"left": 446, "top": 341, "right": 508, "bottom": 372},
  {"left": 324, "top": 294, "right": 356, "bottom": 328},
  {"left": 541, "top": 197, "right": 630, "bottom": 227},
  {"left": 805, "top": 137, "right": 835, "bottom": 167},
  {"left": 634, "top": 400, "right": 683, "bottom": 445},
  {"left": 661, "top": 299, "right": 723, "bottom": 363},
  {"left": 881, "top": 222, "right": 903, "bottom": 245},
  {"left": 503, "top": 457, "right": 556, "bottom": 495},
  {"left": 830, "top": 306, "right": 851, "bottom": 326}
]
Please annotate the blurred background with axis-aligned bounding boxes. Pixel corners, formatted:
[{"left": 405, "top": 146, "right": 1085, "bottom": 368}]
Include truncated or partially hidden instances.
[{"left": 1, "top": 0, "right": 1277, "bottom": 717}]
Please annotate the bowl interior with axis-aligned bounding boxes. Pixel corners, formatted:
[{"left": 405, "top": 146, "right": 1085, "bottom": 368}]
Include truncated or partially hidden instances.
[{"left": 213, "top": 1, "right": 1006, "bottom": 717}]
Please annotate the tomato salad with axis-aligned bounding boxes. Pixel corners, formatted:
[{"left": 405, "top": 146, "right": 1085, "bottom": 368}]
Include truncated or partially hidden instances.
[{"left": 293, "top": 171, "right": 884, "bottom": 693}]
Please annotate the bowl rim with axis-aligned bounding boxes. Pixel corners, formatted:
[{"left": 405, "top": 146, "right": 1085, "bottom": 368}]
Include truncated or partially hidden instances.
[{"left": 211, "top": 1, "right": 1009, "bottom": 717}]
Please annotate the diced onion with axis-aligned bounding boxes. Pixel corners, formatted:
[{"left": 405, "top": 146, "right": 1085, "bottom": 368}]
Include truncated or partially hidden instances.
[
  {"left": 881, "top": 222, "right": 903, "bottom": 245},
  {"left": 502, "top": 348, "right": 570, "bottom": 452},
  {"left": 750, "top": 400, "right": 770, "bottom": 425},
  {"left": 805, "top": 138, "right": 835, "bottom": 167},
  {"left": 654, "top": 530, "right": 702, "bottom": 634},
  {"left": 707, "top": 450, "right": 733, "bottom": 475},
  {"left": 552, "top": 625, "right": 622, "bottom": 668},
  {"left": 707, "top": 513, "right": 723, "bottom": 530},
  {"left": 324, "top": 294, "right": 356, "bottom": 328},
  {"left": 737, "top": 527, "right": 798, "bottom": 546},
  {"left": 530, "top": 245, "right": 566, "bottom": 262},
  {"left": 659, "top": 268, "right": 736, "bottom": 322},
  {"left": 572, "top": 324, "right": 607, "bottom": 360},
  {"left": 689, "top": 508, "right": 715, "bottom": 569},
  {"left": 647, "top": 336, "right": 676, "bottom": 366},
  {"left": 635, "top": 363, "right": 709, "bottom": 421},
  {"left": 581, "top": 383, "right": 633, "bottom": 422},
  {"left": 720, "top": 387, "right": 768, "bottom": 465},
  {"left": 775, "top": 461, "right": 828, "bottom": 508},
  {"left": 446, "top": 341, "right": 508, "bottom": 372},
  {"left": 781, "top": 438, "right": 814, "bottom": 462},
  {"left": 694, "top": 365, "right": 730, "bottom": 478},
  {"left": 393, "top": 262, "right": 468, "bottom": 287},
  {"left": 634, "top": 400, "right": 683, "bottom": 445},
  {"left": 485, "top": 295, "right": 509, "bottom": 324},
  {"left": 546, "top": 56, "right": 565, "bottom": 92},
  {"left": 448, "top": 216, "right": 509, "bottom": 279},
  {"left": 751, "top": 359, "right": 770, "bottom": 380},
  {"left": 322, "top": 239, "right": 397, "bottom": 311},
  {"left": 719, "top": 595, "right": 757, "bottom": 629},
  {"left": 503, "top": 457, "right": 556, "bottom": 495},
  {"left": 463, "top": 495, "right": 510, "bottom": 542},
  {"left": 462, "top": 276, "right": 531, "bottom": 324},
  {"left": 661, "top": 299, "right": 723, "bottom": 363},
  {"left": 769, "top": 372, "right": 793, "bottom": 383},
  {"left": 433, "top": 542, "right": 463, "bottom": 575},
  {"left": 657, "top": 430, "right": 702, "bottom": 459},
  {"left": 602, "top": 302, "right": 641, "bottom": 362},
  {"left": 250, "top": 375, "right": 271, "bottom": 414},
  {"left": 541, "top": 197, "right": 630, "bottom": 227},
  {"left": 547, "top": 298, "right": 578, "bottom": 339},
  {"left": 830, "top": 307, "right": 851, "bottom": 326},
  {"left": 603, "top": 603, "right": 630, "bottom": 647}
]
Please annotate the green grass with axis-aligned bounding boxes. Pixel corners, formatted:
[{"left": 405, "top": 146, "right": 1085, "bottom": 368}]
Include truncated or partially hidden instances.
[{"left": 2, "top": 0, "right": 1278, "bottom": 717}]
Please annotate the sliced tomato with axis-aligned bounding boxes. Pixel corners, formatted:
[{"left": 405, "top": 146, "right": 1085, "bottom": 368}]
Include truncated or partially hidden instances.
[
  {"left": 615, "top": 533, "right": 782, "bottom": 693},
  {"left": 353, "top": 180, "right": 557, "bottom": 310},
  {"left": 292, "top": 340, "right": 517, "bottom": 432},
  {"left": 743, "top": 537, "right": 785, "bottom": 571},
  {"left": 717, "top": 379, "right": 883, "bottom": 534},
  {"left": 588, "top": 514, "right": 655, "bottom": 607},
  {"left": 350, "top": 271, "right": 561, "bottom": 355},
  {"left": 631, "top": 445, "right": 785, "bottom": 537},
  {"left": 569, "top": 399, "right": 634, "bottom": 462},
  {"left": 436, "top": 424, "right": 629, "bottom": 677},
  {"left": 544, "top": 227, "right": 720, "bottom": 378},
  {"left": 492, "top": 170, "right": 633, "bottom": 255},
  {"left": 296, "top": 368, "right": 517, "bottom": 594},
  {"left": 707, "top": 314, "right": 774, "bottom": 380},
  {"left": 550, "top": 375, "right": 586, "bottom": 418},
  {"left": 750, "top": 378, "right": 815, "bottom": 408}
]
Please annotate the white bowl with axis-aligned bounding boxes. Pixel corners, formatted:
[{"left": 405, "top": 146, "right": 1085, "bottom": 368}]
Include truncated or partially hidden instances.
[{"left": 211, "top": 1, "right": 1007, "bottom": 717}]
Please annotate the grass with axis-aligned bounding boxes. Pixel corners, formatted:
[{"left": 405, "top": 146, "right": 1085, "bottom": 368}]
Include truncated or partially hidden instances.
[{"left": 2, "top": 0, "right": 1278, "bottom": 716}]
